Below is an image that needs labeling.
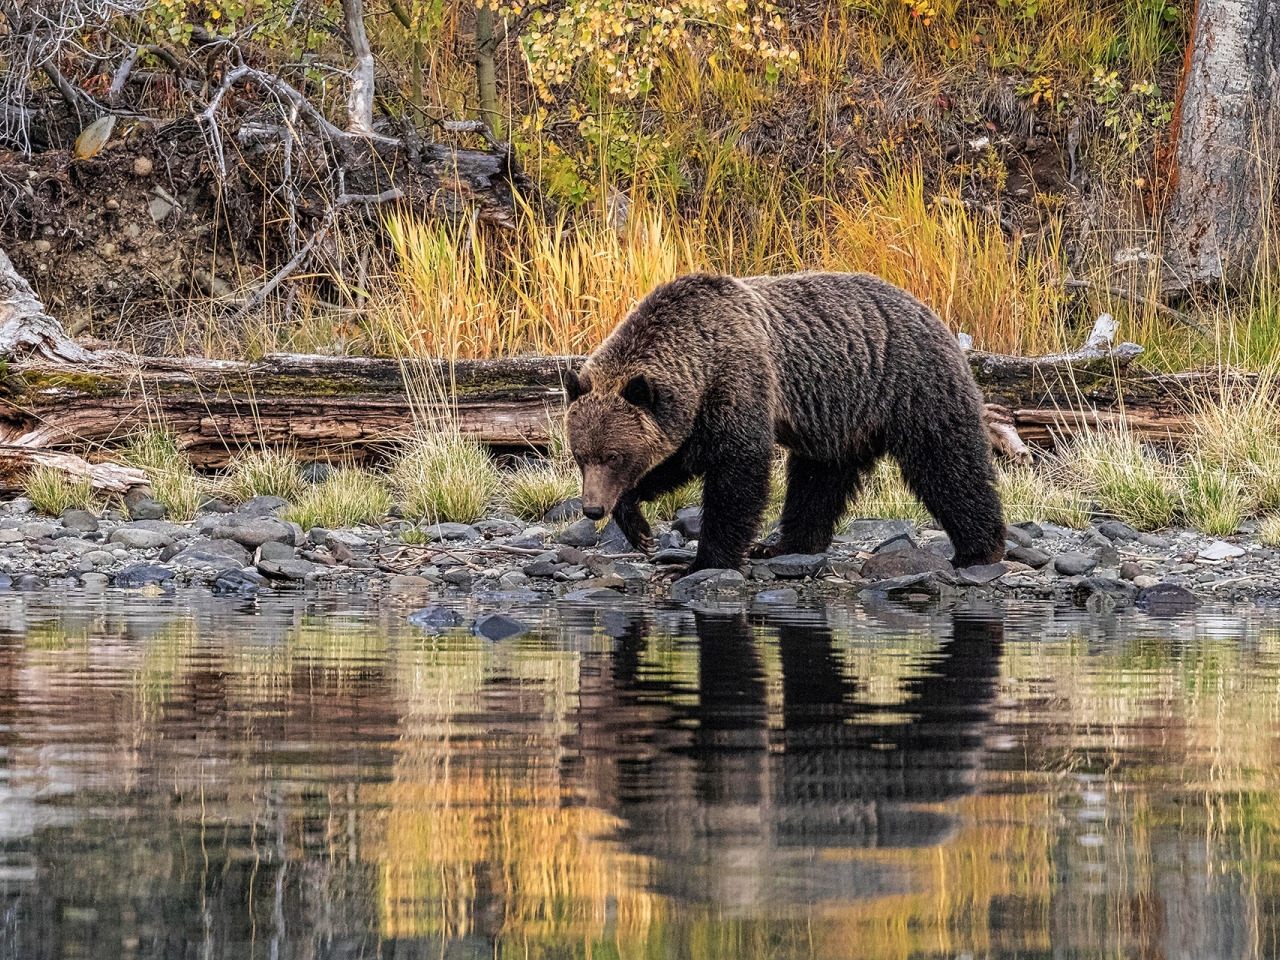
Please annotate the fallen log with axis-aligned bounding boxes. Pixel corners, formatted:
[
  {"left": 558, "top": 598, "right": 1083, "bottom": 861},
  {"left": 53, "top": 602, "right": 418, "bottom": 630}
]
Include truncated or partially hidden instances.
[
  {"left": 0, "top": 445, "right": 148, "bottom": 493},
  {"left": 0, "top": 346, "right": 1253, "bottom": 467}
]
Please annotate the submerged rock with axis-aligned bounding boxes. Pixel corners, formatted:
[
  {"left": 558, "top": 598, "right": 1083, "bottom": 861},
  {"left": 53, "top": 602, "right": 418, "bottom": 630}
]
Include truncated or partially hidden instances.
[
  {"left": 670, "top": 568, "right": 745, "bottom": 601},
  {"left": 256, "top": 558, "right": 317, "bottom": 581},
  {"left": 753, "top": 588, "right": 799, "bottom": 605},
  {"left": 1136, "top": 582, "right": 1201, "bottom": 615},
  {"left": 213, "top": 568, "right": 265, "bottom": 595},
  {"left": 474, "top": 613, "right": 528, "bottom": 641},
  {"left": 955, "top": 562, "right": 1007, "bottom": 585},
  {"left": 407, "top": 605, "right": 467, "bottom": 631},
  {"left": 114, "top": 563, "right": 176, "bottom": 588},
  {"left": 1072, "top": 577, "right": 1138, "bottom": 611}
]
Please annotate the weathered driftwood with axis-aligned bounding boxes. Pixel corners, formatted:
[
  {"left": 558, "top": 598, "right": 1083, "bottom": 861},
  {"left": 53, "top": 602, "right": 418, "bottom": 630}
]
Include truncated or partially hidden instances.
[
  {"left": 0, "top": 346, "right": 1251, "bottom": 466},
  {"left": 0, "top": 445, "right": 148, "bottom": 493}
]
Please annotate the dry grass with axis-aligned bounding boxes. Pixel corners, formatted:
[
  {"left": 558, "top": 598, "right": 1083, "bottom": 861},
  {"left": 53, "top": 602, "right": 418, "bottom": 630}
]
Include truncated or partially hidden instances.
[
  {"left": 219, "top": 447, "right": 306, "bottom": 504},
  {"left": 997, "top": 466, "right": 1092, "bottom": 528},
  {"left": 504, "top": 460, "right": 580, "bottom": 522},
  {"left": 114, "top": 430, "right": 208, "bottom": 522},
  {"left": 23, "top": 467, "right": 99, "bottom": 517},
  {"left": 1260, "top": 515, "right": 1280, "bottom": 546},
  {"left": 1180, "top": 460, "right": 1247, "bottom": 537},
  {"left": 850, "top": 461, "right": 931, "bottom": 525},
  {"left": 392, "top": 433, "right": 501, "bottom": 524},
  {"left": 1063, "top": 427, "right": 1179, "bottom": 531}
]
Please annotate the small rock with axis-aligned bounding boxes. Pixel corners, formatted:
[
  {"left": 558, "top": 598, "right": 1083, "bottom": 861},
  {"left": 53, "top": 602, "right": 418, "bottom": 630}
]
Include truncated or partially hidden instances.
[
  {"left": 542, "top": 498, "right": 583, "bottom": 524},
  {"left": 1119, "top": 560, "right": 1145, "bottom": 581},
  {"left": 873, "top": 532, "right": 918, "bottom": 554},
  {"left": 1054, "top": 552, "right": 1097, "bottom": 576},
  {"left": 861, "top": 548, "right": 951, "bottom": 580},
  {"left": 13, "top": 574, "right": 43, "bottom": 591},
  {"left": 474, "top": 614, "right": 528, "bottom": 641},
  {"left": 199, "top": 497, "right": 235, "bottom": 514},
  {"left": 753, "top": 588, "right": 798, "bottom": 604},
  {"left": 673, "top": 507, "right": 702, "bottom": 539},
  {"left": 659, "top": 530, "right": 685, "bottom": 550},
  {"left": 1136, "top": 582, "right": 1201, "bottom": 616},
  {"left": 956, "top": 562, "right": 1008, "bottom": 585},
  {"left": 0, "top": 530, "right": 22, "bottom": 544},
  {"left": 133, "top": 155, "right": 153, "bottom": 176},
  {"left": 1132, "top": 575, "right": 1161, "bottom": 589},
  {"left": 299, "top": 463, "right": 332, "bottom": 484},
  {"left": 475, "top": 518, "right": 524, "bottom": 537},
  {"left": 442, "top": 568, "right": 473, "bottom": 588},
  {"left": 213, "top": 569, "right": 264, "bottom": 595},
  {"left": 422, "top": 522, "right": 482, "bottom": 542},
  {"left": 237, "top": 495, "right": 291, "bottom": 517},
  {"left": 1099, "top": 520, "right": 1140, "bottom": 541},
  {"left": 325, "top": 529, "right": 370, "bottom": 555},
  {"left": 1138, "top": 533, "right": 1170, "bottom": 549},
  {"left": 556, "top": 518, "right": 601, "bottom": 548},
  {"left": 407, "top": 605, "right": 466, "bottom": 630},
  {"left": 1007, "top": 546, "right": 1051, "bottom": 569},
  {"left": 766, "top": 554, "right": 828, "bottom": 579},
  {"left": 128, "top": 498, "right": 167, "bottom": 521},
  {"left": 859, "top": 572, "right": 940, "bottom": 598},
  {"left": 60, "top": 509, "right": 99, "bottom": 534},
  {"left": 80, "top": 572, "right": 108, "bottom": 590},
  {"left": 1198, "top": 540, "right": 1246, "bottom": 561},
  {"left": 1012, "top": 521, "right": 1044, "bottom": 539},
  {"left": 256, "top": 558, "right": 317, "bottom": 581},
  {"left": 20, "top": 522, "right": 57, "bottom": 539},
  {"left": 846, "top": 519, "right": 915, "bottom": 540},
  {"left": 563, "top": 587, "right": 624, "bottom": 602},
  {"left": 169, "top": 539, "right": 251, "bottom": 569},
  {"left": 523, "top": 559, "right": 561, "bottom": 578},
  {"left": 613, "top": 562, "right": 651, "bottom": 582},
  {"left": 1004, "top": 525, "right": 1034, "bottom": 548},
  {"left": 670, "top": 568, "right": 745, "bottom": 601},
  {"left": 390, "top": 574, "right": 433, "bottom": 593},
  {"left": 499, "top": 570, "right": 531, "bottom": 589},
  {"left": 109, "top": 527, "right": 172, "bottom": 550},
  {"left": 1072, "top": 577, "right": 1138, "bottom": 610},
  {"left": 653, "top": 548, "right": 697, "bottom": 565},
  {"left": 211, "top": 518, "right": 296, "bottom": 549},
  {"left": 114, "top": 563, "right": 176, "bottom": 588},
  {"left": 598, "top": 518, "right": 633, "bottom": 553},
  {"left": 257, "top": 540, "right": 296, "bottom": 562}
]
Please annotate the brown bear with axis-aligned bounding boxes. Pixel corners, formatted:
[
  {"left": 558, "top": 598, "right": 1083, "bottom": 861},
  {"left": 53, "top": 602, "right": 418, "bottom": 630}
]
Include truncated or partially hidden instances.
[{"left": 564, "top": 271, "right": 1006, "bottom": 573}]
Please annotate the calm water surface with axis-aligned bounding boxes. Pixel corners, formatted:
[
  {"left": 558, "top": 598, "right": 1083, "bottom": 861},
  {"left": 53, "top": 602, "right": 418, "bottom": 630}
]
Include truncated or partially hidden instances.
[{"left": 1, "top": 588, "right": 1279, "bottom": 959}]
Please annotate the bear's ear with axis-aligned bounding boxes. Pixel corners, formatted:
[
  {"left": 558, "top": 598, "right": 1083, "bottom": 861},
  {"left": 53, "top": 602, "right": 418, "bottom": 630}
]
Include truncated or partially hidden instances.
[
  {"left": 621, "top": 374, "right": 656, "bottom": 410},
  {"left": 565, "top": 369, "right": 590, "bottom": 402}
]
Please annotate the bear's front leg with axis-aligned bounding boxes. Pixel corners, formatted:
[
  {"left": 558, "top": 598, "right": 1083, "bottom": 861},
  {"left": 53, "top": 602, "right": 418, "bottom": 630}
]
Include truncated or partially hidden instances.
[
  {"left": 689, "top": 456, "right": 771, "bottom": 573},
  {"left": 611, "top": 492, "right": 655, "bottom": 554}
]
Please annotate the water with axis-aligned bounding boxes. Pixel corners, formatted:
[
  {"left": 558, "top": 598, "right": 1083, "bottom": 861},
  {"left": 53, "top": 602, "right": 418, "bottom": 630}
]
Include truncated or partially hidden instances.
[{"left": 1, "top": 589, "right": 1279, "bottom": 959}]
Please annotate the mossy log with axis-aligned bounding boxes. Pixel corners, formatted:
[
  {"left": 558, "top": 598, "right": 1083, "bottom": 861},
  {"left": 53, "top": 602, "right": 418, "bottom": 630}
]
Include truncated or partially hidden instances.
[{"left": 0, "top": 349, "right": 1250, "bottom": 466}]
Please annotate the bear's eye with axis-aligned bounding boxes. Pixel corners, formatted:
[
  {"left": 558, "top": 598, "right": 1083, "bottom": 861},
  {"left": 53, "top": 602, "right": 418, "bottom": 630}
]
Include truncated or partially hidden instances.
[{"left": 605, "top": 454, "right": 620, "bottom": 464}]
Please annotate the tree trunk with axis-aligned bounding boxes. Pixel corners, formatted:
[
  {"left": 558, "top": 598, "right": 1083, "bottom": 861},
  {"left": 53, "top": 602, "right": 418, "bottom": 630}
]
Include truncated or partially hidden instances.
[
  {"left": 474, "top": 2, "right": 501, "bottom": 139},
  {"left": 0, "top": 246, "right": 93, "bottom": 363},
  {"left": 1163, "top": 0, "right": 1280, "bottom": 289},
  {"left": 342, "top": 0, "right": 378, "bottom": 138}
]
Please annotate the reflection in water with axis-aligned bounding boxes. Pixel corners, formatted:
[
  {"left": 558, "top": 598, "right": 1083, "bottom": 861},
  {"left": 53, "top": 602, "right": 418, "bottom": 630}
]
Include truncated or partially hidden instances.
[{"left": 0, "top": 590, "right": 1277, "bottom": 958}]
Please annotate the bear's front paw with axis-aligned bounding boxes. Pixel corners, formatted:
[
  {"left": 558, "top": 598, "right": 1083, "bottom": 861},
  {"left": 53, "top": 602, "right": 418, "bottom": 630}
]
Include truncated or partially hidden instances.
[{"left": 747, "top": 541, "right": 783, "bottom": 560}]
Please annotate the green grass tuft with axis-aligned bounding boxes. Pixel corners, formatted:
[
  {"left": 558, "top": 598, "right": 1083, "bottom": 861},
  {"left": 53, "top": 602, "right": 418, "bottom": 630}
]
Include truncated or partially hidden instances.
[
  {"left": 113, "top": 429, "right": 208, "bottom": 522},
  {"left": 642, "top": 479, "right": 704, "bottom": 526},
  {"left": 220, "top": 448, "right": 306, "bottom": 504},
  {"left": 1260, "top": 515, "right": 1280, "bottom": 547},
  {"left": 997, "top": 465, "right": 1092, "bottom": 528},
  {"left": 849, "top": 460, "right": 930, "bottom": 525},
  {"left": 392, "top": 433, "right": 500, "bottom": 524},
  {"left": 505, "top": 460, "right": 580, "bottom": 521},
  {"left": 1180, "top": 460, "right": 1247, "bottom": 536},
  {"left": 281, "top": 467, "right": 392, "bottom": 531},
  {"left": 1065, "top": 428, "right": 1178, "bottom": 531},
  {"left": 23, "top": 466, "right": 99, "bottom": 517}
]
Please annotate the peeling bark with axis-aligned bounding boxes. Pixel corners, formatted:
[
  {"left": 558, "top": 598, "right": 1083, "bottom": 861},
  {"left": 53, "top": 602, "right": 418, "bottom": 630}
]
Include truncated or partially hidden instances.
[
  {"left": 0, "top": 246, "right": 94, "bottom": 363},
  {"left": 342, "top": 0, "right": 379, "bottom": 139},
  {"left": 1164, "top": 0, "right": 1280, "bottom": 288}
]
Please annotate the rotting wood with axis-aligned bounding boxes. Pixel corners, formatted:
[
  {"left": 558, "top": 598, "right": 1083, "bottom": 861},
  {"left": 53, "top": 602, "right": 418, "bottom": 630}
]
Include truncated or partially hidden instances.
[{"left": 0, "top": 348, "right": 1252, "bottom": 466}]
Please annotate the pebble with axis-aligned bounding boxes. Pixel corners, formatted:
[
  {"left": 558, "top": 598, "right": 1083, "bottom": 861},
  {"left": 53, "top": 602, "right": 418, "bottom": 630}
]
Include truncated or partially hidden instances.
[
  {"left": 1199, "top": 540, "right": 1246, "bottom": 561},
  {"left": 421, "top": 522, "right": 481, "bottom": 542},
  {"left": 1055, "top": 552, "right": 1097, "bottom": 576},
  {"left": 60, "top": 509, "right": 100, "bottom": 533},
  {"left": 474, "top": 614, "right": 528, "bottom": 641},
  {"left": 670, "top": 568, "right": 745, "bottom": 601},
  {"left": 542, "top": 499, "right": 582, "bottom": 524},
  {"left": 109, "top": 527, "right": 172, "bottom": 550},
  {"left": 127, "top": 498, "right": 168, "bottom": 521},
  {"left": 1007, "top": 546, "right": 1051, "bottom": 569},
  {"left": 557, "top": 518, "right": 601, "bottom": 548},
  {"left": 956, "top": 562, "right": 1007, "bottom": 586}
]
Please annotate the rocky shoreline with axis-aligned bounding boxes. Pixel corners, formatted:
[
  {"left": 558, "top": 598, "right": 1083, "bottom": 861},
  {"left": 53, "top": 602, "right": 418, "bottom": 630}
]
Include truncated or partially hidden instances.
[{"left": 0, "top": 494, "right": 1277, "bottom": 620}]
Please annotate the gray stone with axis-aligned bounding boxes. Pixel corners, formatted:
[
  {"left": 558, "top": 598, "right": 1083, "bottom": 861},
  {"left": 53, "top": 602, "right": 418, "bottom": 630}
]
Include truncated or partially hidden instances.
[
  {"left": 51, "top": 538, "right": 100, "bottom": 557},
  {"left": 1054, "top": 552, "right": 1097, "bottom": 576},
  {"left": 859, "top": 572, "right": 941, "bottom": 598},
  {"left": 80, "top": 572, "right": 108, "bottom": 589},
  {"left": 213, "top": 569, "right": 265, "bottom": 595},
  {"left": 325, "top": 529, "right": 370, "bottom": 555},
  {"left": 673, "top": 507, "right": 702, "bottom": 539},
  {"left": 563, "top": 587, "right": 624, "bottom": 602},
  {"left": 237, "top": 495, "right": 291, "bottom": 517},
  {"left": 257, "top": 540, "right": 296, "bottom": 562},
  {"left": 109, "top": 527, "right": 173, "bottom": 550},
  {"left": 1072, "top": 577, "right": 1138, "bottom": 610},
  {"left": 390, "top": 575, "right": 433, "bottom": 593},
  {"left": 114, "top": 563, "right": 175, "bottom": 588},
  {"left": 421, "top": 522, "right": 481, "bottom": 542},
  {"left": 1138, "top": 533, "right": 1170, "bottom": 549},
  {"left": 753, "top": 588, "right": 799, "bottom": 604},
  {"left": 653, "top": 548, "right": 696, "bottom": 565},
  {"left": 19, "top": 522, "right": 58, "bottom": 539},
  {"left": 659, "top": 530, "right": 685, "bottom": 550},
  {"left": 542, "top": 498, "right": 583, "bottom": 524},
  {"left": 613, "top": 562, "right": 651, "bottom": 582},
  {"left": 0, "top": 573, "right": 13, "bottom": 590},
  {"left": 557, "top": 518, "right": 602, "bottom": 548},
  {"left": 1136, "top": 582, "right": 1201, "bottom": 616},
  {"left": 861, "top": 549, "right": 951, "bottom": 580},
  {"left": 474, "top": 614, "right": 528, "bottom": 641},
  {"left": 0, "top": 530, "right": 22, "bottom": 543},
  {"left": 210, "top": 517, "right": 296, "bottom": 549},
  {"left": 128, "top": 498, "right": 167, "bottom": 521},
  {"left": 169, "top": 539, "right": 251, "bottom": 569},
  {"left": 308, "top": 527, "right": 332, "bottom": 545},
  {"left": 956, "top": 562, "right": 1008, "bottom": 585},
  {"left": 1119, "top": 560, "right": 1145, "bottom": 581},
  {"left": 13, "top": 574, "right": 43, "bottom": 590},
  {"left": 1012, "top": 520, "right": 1044, "bottom": 539},
  {"left": 473, "top": 588, "right": 541, "bottom": 603},
  {"left": 846, "top": 519, "right": 915, "bottom": 541},
  {"left": 476, "top": 519, "right": 524, "bottom": 537},
  {"left": 873, "top": 532, "right": 918, "bottom": 554},
  {"left": 1004, "top": 524, "right": 1034, "bottom": 548},
  {"left": 60, "top": 509, "right": 100, "bottom": 533},
  {"left": 670, "top": 568, "right": 746, "bottom": 601},
  {"left": 442, "top": 568, "right": 473, "bottom": 588},
  {"left": 199, "top": 497, "right": 235, "bottom": 514},
  {"left": 1099, "top": 520, "right": 1140, "bottom": 541},
  {"left": 523, "top": 559, "right": 561, "bottom": 578},
  {"left": 499, "top": 570, "right": 531, "bottom": 589},
  {"left": 598, "top": 518, "right": 634, "bottom": 553},
  {"left": 1007, "top": 546, "right": 1051, "bottom": 569},
  {"left": 1199, "top": 540, "right": 1246, "bottom": 561},
  {"left": 7, "top": 498, "right": 33, "bottom": 515},
  {"left": 256, "top": 558, "right": 317, "bottom": 581},
  {"left": 407, "top": 605, "right": 467, "bottom": 631},
  {"left": 766, "top": 554, "right": 828, "bottom": 579}
]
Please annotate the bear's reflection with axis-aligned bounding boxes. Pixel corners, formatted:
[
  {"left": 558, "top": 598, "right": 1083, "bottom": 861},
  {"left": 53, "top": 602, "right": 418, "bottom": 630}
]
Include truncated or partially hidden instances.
[{"left": 586, "top": 609, "right": 1003, "bottom": 908}]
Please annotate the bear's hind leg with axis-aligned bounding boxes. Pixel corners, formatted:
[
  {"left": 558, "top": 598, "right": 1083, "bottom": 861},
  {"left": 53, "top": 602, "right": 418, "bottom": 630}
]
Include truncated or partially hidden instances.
[
  {"left": 774, "top": 454, "right": 866, "bottom": 555},
  {"left": 893, "top": 425, "right": 1005, "bottom": 568}
]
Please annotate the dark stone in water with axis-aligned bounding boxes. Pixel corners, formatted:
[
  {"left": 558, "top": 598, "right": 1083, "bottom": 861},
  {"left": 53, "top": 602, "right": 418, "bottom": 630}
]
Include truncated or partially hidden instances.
[
  {"left": 1072, "top": 577, "right": 1138, "bottom": 611},
  {"left": 213, "top": 568, "right": 264, "bottom": 595},
  {"left": 562, "top": 587, "right": 624, "bottom": 603},
  {"left": 407, "top": 605, "right": 466, "bottom": 631},
  {"left": 542, "top": 498, "right": 582, "bottom": 524},
  {"left": 859, "top": 572, "right": 940, "bottom": 598},
  {"left": 670, "top": 568, "right": 745, "bottom": 601},
  {"left": 0, "top": 573, "right": 12, "bottom": 590},
  {"left": 753, "top": 588, "right": 799, "bottom": 605},
  {"left": 766, "top": 554, "right": 828, "bottom": 579},
  {"left": 474, "top": 613, "right": 528, "bottom": 641},
  {"left": 115, "top": 564, "right": 175, "bottom": 588},
  {"left": 862, "top": 549, "right": 951, "bottom": 580},
  {"left": 1136, "top": 582, "right": 1201, "bottom": 616},
  {"left": 673, "top": 506, "right": 702, "bottom": 539},
  {"left": 473, "top": 589, "right": 541, "bottom": 603}
]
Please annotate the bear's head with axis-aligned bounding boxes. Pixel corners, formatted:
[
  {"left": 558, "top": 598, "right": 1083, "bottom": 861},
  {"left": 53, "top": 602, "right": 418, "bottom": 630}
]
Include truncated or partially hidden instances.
[{"left": 564, "top": 368, "right": 679, "bottom": 520}]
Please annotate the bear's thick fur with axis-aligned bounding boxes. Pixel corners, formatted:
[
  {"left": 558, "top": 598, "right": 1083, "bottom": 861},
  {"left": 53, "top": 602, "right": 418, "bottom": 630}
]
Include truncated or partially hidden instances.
[{"left": 565, "top": 271, "right": 1006, "bottom": 572}]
